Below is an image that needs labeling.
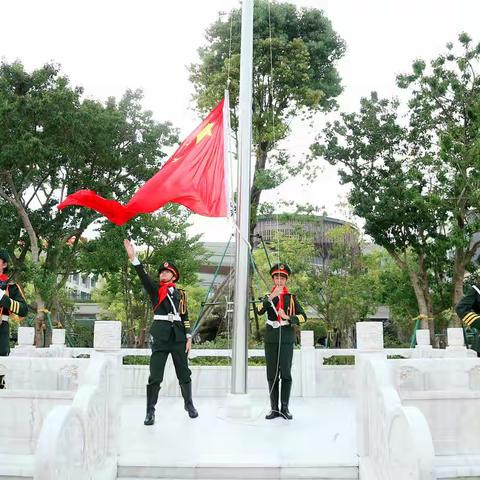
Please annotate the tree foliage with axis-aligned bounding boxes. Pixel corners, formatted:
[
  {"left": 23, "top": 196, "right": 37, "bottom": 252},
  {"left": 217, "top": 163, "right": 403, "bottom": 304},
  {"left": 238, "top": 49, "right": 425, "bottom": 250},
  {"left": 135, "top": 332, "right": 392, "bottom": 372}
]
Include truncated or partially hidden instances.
[
  {"left": 312, "top": 34, "right": 480, "bottom": 330},
  {"left": 0, "top": 61, "right": 178, "bottom": 345},
  {"left": 189, "top": 0, "right": 345, "bottom": 234}
]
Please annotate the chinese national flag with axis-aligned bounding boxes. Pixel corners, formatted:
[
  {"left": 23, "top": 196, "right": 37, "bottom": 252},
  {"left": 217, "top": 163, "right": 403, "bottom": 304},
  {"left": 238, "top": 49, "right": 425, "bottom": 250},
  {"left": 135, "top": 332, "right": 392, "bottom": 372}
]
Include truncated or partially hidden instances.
[{"left": 58, "top": 99, "right": 229, "bottom": 225}]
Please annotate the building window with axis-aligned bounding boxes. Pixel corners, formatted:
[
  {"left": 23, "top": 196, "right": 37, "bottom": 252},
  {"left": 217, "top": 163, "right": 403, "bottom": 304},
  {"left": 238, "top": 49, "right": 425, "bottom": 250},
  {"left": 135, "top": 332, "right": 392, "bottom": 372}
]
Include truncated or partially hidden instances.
[{"left": 80, "top": 291, "right": 91, "bottom": 301}]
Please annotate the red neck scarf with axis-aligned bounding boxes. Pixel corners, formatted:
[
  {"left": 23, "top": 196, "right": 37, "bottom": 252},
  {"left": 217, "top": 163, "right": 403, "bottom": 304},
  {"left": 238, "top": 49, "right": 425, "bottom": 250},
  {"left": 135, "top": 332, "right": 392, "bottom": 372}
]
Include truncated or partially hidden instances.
[
  {"left": 155, "top": 281, "right": 176, "bottom": 309},
  {"left": 0, "top": 274, "right": 8, "bottom": 282},
  {"left": 271, "top": 286, "right": 289, "bottom": 320}
]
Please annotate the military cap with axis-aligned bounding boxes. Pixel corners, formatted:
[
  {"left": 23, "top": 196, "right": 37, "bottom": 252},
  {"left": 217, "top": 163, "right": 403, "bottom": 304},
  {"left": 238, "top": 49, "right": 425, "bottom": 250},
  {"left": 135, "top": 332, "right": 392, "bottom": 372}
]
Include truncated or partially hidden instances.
[
  {"left": 158, "top": 261, "right": 180, "bottom": 281},
  {"left": 270, "top": 262, "right": 291, "bottom": 278}
]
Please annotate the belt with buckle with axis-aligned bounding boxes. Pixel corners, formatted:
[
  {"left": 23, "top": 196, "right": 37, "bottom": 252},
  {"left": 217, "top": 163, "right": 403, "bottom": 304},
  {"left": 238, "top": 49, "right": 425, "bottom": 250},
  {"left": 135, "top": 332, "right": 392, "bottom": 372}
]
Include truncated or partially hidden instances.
[
  {"left": 153, "top": 314, "right": 181, "bottom": 322},
  {"left": 266, "top": 319, "right": 289, "bottom": 328}
]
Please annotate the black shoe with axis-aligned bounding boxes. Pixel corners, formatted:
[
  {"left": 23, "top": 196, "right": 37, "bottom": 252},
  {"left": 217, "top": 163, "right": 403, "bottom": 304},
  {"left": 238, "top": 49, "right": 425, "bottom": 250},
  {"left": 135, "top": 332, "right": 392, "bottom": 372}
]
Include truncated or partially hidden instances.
[
  {"left": 280, "top": 380, "right": 292, "bottom": 419},
  {"left": 266, "top": 380, "right": 279, "bottom": 420},
  {"left": 144, "top": 410, "right": 155, "bottom": 426},
  {"left": 180, "top": 382, "right": 199, "bottom": 418},
  {"left": 280, "top": 403, "right": 293, "bottom": 420},
  {"left": 145, "top": 383, "right": 160, "bottom": 426},
  {"left": 265, "top": 409, "right": 280, "bottom": 420},
  {"left": 185, "top": 402, "right": 198, "bottom": 418}
]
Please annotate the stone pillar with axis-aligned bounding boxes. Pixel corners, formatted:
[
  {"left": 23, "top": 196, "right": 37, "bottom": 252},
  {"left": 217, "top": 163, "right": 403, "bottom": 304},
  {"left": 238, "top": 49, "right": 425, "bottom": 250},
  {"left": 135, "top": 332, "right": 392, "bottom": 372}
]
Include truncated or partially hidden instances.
[
  {"left": 94, "top": 321, "right": 122, "bottom": 351},
  {"left": 51, "top": 329, "right": 66, "bottom": 346},
  {"left": 12, "top": 327, "right": 36, "bottom": 356},
  {"left": 355, "top": 321, "right": 385, "bottom": 458},
  {"left": 18, "top": 326, "right": 35, "bottom": 346},
  {"left": 356, "top": 321, "right": 384, "bottom": 352},
  {"left": 412, "top": 329, "right": 433, "bottom": 358},
  {"left": 300, "top": 330, "right": 316, "bottom": 397},
  {"left": 93, "top": 321, "right": 122, "bottom": 456},
  {"left": 446, "top": 327, "right": 468, "bottom": 357},
  {"left": 47, "top": 329, "right": 67, "bottom": 357}
]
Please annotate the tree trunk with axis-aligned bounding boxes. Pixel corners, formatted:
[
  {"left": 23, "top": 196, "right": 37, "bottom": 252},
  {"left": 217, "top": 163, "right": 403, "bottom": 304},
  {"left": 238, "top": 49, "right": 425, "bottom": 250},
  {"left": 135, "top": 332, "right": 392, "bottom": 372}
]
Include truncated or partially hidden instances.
[
  {"left": 34, "top": 299, "right": 46, "bottom": 347},
  {"left": 391, "top": 250, "right": 433, "bottom": 333},
  {"left": 3, "top": 180, "right": 47, "bottom": 348},
  {"left": 451, "top": 248, "right": 467, "bottom": 327},
  {"left": 249, "top": 146, "right": 269, "bottom": 239}
]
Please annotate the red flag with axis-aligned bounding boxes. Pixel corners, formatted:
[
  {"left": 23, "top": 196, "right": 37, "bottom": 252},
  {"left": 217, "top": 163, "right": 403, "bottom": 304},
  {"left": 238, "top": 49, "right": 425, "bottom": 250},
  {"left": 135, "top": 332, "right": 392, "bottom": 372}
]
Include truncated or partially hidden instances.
[{"left": 58, "top": 99, "right": 229, "bottom": 224}]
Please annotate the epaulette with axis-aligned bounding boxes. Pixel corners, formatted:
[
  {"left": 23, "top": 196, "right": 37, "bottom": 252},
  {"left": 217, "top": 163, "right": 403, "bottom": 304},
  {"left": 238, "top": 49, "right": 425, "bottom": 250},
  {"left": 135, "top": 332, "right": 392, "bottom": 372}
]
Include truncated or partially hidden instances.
[{"left": 179, "top": 289, "right": 187, "bottom": 315}]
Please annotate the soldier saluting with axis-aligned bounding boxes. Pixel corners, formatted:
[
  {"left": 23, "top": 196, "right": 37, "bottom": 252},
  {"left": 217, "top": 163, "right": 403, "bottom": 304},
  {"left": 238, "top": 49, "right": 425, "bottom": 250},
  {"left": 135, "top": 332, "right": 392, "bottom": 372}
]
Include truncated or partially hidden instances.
[
  {"left": 123, "top": 239, "right": 198, "bottom": 425},
  {"left": 0, "top": 249, "right": 28, "bottom": 388},
  {"left": 258, "top": 263, "right": 307, "bottom": 420}
]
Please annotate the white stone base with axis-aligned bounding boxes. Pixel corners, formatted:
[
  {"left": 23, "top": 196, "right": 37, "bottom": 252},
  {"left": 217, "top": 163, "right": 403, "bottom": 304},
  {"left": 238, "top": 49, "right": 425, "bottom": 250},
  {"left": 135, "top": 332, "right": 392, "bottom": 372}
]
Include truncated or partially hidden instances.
[
  {"left": 221, "top": 392, "right": 254, "bottom": 419},
  {"left": 118, "top": 396, "right": 358, "bottom": 479}
]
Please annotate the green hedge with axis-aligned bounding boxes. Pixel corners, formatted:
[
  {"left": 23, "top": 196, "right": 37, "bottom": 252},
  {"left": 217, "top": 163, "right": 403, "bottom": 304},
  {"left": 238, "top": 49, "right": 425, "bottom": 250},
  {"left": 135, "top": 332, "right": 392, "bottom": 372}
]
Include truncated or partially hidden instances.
[
  {"left": 123, "top": 355, "right": 267, "bottom": 366},
  {"left": 322, "top": 355, "right": 355, "bottom": 365}
]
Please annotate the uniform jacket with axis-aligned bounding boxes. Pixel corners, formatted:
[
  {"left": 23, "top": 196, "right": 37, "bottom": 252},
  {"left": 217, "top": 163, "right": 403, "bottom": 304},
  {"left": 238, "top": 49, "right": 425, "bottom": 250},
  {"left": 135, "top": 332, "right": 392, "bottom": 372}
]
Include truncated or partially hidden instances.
[
  {"left": 258, "top": 293, "right": 307, "bottom": 344},
  {"left": 456, "top": 285, "right": 480, "bottom": 329},
  {"left": 0, "top": 282, "right": 28, "bottom": 319},
  {"left": 0, "top": 281, "right": 28, "bottom": 356},
  {"left": 134, "top": 263, "right": 190, "bottom": 343}
]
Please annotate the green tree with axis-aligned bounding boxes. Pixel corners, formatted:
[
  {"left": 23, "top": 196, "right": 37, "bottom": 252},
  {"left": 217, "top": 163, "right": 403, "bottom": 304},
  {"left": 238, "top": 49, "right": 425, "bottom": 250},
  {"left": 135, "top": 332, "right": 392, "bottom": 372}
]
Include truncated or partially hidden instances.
[
  {"left": 307, "top": 226, "right": 379, "bottom": 348},
  {"left": 189, "top": 0, "right": 345, "bottom": 236},
  {"left": 313, "top": 34, "right": 480, "bottom": 329},
  {"left": 312, "top": 93, "right": 444, "bottom": 330},
  {"left": 0, "top": 62, "right": 177, "bottom": 345},
  {"left": 396, "top": 33, "right": 480, "bottom": 318}
]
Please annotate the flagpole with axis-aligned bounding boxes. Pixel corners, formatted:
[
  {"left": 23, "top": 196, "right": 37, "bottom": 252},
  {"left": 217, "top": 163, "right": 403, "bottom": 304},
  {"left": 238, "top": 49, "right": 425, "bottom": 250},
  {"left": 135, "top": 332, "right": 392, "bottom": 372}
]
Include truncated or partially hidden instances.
[
  {"left": 231, "top": 0, "right": 254, "bottom": 395},
  {"left": 223, "top": 90, "right": 232, "bottom": 217}
]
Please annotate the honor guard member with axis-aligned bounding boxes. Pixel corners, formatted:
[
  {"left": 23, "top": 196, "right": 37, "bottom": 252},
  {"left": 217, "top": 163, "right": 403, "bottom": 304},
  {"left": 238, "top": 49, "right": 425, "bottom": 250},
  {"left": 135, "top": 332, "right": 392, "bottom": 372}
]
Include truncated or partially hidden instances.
[
  {"left": 124, "top": 240, "right": 198, "bottom": 426},
  {"left": 456, "top": 284, "right": 480, "bottom": 355},
  {"left": 258, "top": 263, "right": 307, "bottom": 420},
  {"left": 0, "top": 249, "right": 28, "bottom": 388}
]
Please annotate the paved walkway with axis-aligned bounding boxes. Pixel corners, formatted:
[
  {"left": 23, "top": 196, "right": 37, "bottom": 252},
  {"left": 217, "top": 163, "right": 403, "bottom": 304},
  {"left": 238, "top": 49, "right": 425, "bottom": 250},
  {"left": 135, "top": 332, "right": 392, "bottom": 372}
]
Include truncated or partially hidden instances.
[{"left": 118, "top": 396, "right": 358, "bottom": 479}]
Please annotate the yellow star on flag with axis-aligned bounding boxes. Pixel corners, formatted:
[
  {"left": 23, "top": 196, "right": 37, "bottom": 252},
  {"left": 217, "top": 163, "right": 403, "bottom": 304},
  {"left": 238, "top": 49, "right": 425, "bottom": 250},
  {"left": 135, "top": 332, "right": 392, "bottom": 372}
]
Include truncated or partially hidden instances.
[{"left": 196, "top": 122, "right": 214, "bottom": 144}]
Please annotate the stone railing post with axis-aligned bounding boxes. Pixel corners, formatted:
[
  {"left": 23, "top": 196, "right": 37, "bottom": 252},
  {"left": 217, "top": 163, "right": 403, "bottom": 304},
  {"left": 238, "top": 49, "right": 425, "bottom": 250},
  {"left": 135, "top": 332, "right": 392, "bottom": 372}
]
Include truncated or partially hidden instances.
[
  {"left": 300, "top": 330, "right": 316, "bottom": 397},
  {"left": 446, "top": 327, "right": 468, "bottom": 357},
  {"left": 11, "top": 326, "right": 36, "bottom": 356},
  {"left": 93, "top": 320, "right": 122, "bottom": 457},
  {"left": 51, "top": 329, "right": 66, "bottom": 346},
  {"left": 412, "top": 329, "right": 433, "bottom": 358},
  {"left": 355, "top": 321, "right": 385, "bottom": 458},
  {"left": 94, "top": 321, "right": 122, "bottom": 352}
]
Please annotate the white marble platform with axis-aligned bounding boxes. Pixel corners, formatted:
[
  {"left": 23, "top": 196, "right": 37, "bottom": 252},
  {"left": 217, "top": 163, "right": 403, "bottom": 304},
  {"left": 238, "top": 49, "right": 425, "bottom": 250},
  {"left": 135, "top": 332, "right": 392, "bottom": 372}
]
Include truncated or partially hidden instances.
[
  {"left": 118, "top": 396, "right": 358, "bottom": 479},
  {"left": 0, "top": 453, "right": 34, "bottom": 478}
]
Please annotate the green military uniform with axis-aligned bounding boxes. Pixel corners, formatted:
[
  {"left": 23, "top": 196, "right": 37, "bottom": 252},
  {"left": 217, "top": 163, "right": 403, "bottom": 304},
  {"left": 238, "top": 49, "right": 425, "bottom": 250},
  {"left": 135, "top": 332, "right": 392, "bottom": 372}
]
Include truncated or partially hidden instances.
[
  {"left": 455, "top": 284, "right": 480, "bottom": 355},
  {"left": 132, "top": 258, "right": 198, "bottom": 425},
  {"left": 258, "top": 263, "right": 307, "bottom": 420},
  {"left": 0, "top": 249, "right": 28, "bottom": 388}
]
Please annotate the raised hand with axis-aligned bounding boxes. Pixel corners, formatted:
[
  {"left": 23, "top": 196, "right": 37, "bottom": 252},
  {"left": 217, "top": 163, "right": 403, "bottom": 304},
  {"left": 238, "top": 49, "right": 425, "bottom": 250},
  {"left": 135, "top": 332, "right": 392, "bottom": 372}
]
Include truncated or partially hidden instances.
[
  {"left": 269, "top": 286, "right": 284, "bottom": 300},
  {"left": 123, "top": 239, "right": 136, "bottom": 261}
]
